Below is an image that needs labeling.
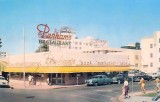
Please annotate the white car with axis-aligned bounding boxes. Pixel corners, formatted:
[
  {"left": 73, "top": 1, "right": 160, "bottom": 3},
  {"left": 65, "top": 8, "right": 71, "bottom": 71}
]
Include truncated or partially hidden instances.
[
  {"left": 152, "top": 93, "right": 160, "bottom": 102},
  {"left": 148, "top": 73, "right": 160, "bottom": 80},
  {"left": 0, "top": 76, "right": 9, "bottom": 87}
]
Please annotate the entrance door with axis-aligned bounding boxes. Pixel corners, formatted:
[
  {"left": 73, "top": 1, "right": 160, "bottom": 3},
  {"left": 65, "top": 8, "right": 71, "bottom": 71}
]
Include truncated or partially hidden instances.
[{"left": 51, "top": 73, "right": 64, "bottom": 85}]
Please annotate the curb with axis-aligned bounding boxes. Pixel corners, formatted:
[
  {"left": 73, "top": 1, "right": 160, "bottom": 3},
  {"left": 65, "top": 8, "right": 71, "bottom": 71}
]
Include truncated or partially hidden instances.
[
  {"left": 117, "top": 91, "right": 156, "bottom": 102},
  {"left": 117, "top": 95, "right": 125, "bottom": 102},
  {"left": 9, "top": 84, "right": 85, "bottom": 90}
]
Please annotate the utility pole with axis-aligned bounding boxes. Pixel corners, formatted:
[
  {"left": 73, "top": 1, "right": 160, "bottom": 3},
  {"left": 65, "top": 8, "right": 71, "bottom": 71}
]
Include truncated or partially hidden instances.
[
  {"left": 0, "top": 38, "right": 2, "bottom": 48},
  {"left": 0, "top": 38, "right": 2, "bottom": 58},
  {"left": 23, "top": 28, "right": 26, "bottom": 88}
]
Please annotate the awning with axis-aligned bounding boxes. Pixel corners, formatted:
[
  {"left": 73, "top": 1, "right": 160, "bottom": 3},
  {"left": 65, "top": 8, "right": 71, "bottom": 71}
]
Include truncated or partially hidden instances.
[{"left": 4, "top": 66, "right": 131, "bottom": 73}]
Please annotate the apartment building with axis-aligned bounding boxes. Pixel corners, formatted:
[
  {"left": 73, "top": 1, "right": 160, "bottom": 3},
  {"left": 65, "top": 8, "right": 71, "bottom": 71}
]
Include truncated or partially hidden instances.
[{"left": 141, "top": 31, "right": 160, "bottom": 74}]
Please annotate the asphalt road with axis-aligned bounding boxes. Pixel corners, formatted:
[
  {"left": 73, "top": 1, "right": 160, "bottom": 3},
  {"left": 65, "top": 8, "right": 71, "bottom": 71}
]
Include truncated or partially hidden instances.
[{"left": 0, "top": 81, "right": 156, "bottom": 102}]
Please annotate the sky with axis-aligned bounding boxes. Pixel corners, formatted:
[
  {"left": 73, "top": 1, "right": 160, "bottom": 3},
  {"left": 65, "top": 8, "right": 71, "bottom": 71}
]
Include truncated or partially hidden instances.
[{"left": 1, "top": 0, "right": 160, "bottom": 55}]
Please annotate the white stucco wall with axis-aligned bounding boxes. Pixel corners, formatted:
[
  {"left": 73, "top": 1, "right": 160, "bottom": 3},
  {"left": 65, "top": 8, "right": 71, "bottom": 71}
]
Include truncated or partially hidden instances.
[{"left": 8, "top": 50, "right": 129, "bottom": 67}]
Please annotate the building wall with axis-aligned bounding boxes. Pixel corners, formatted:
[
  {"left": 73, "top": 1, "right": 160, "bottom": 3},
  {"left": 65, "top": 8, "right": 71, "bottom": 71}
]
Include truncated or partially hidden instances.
[
  {"left": 111, "top": 50, "right": 141, "bottom": 71},
  {"left": 82, "top": 48, "right": 141, "bottom": 71},
  {"left": 154, "top": 32, "right": 160, "bottom": 73},
  {"left": 141, "top": 38, "right": 155, "bottom": 73},
  {"left": 64, "top": 73, "right": 87, "bottom": 85},
  {"left": 49, "top": 36, "right": 108, "bottom": 52},
  {"left": 141, "top": 32, "right": 160, "bottom": 74},
  {"left": 7, "top": 50, "right": 129, "bottom": 68}
]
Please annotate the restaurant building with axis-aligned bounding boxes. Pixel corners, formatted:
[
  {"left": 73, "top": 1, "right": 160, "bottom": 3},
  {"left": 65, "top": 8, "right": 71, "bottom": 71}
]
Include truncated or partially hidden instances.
[{"left": 0, "top": 25, "right": 131, "bottom": 85}]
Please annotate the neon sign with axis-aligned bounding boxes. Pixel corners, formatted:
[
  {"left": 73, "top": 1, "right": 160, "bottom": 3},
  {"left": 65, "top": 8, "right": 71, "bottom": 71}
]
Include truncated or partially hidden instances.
[{"left": 37, "top": 24, "right": 72, "bottom": 40}]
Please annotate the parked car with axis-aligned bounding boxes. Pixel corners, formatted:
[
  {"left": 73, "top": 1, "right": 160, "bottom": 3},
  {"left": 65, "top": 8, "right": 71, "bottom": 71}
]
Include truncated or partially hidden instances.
[
  {"left": 0, "top": 76, "right": 9, "bottom": 87},
  {"left": 152, "top": 93, "right": 160, "bottom": 102},
  {"left": 112, "top": 74, "right": 131, "bottom": 84},
  {"left": 132, "top": 76, "right": 141, "bottom": 82},
  {"left": 143, "top": 75, "right": 152, "bottom": 81},
  {"left": 85, "top": 75, "right": 113, "bottom": 86},
  {"left": 148, "top": 73, "right": 160, "bottom": 80},
  {"left": 132, "top": 75, "right": 152, "bottom": 82}
]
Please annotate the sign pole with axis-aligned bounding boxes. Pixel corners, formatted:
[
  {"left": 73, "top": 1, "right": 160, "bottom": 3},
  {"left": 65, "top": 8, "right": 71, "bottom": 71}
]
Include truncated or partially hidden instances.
[
  {"left": 23, "top": 27, "right": 26, "bottom": 88},
  {"left": 77, "top": 75, "right": 78, "bottom": 85}
]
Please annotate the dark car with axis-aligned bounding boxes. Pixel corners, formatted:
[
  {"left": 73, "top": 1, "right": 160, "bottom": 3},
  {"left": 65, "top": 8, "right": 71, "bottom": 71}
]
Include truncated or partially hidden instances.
[
  {"left": 85, "top": 75, "right": 113, "bottom": 86},
  {"left": 134, "top": 75, "right": 152, "bottom": 81},
  {"left": 132, "top": 76, "right": 141, "bottom": 82},
  {"left": 112, "top": 74, "right": 131, "bottom": 84},
  {"left": 143, "top": 75, "right": 152, "bottom": 81}
]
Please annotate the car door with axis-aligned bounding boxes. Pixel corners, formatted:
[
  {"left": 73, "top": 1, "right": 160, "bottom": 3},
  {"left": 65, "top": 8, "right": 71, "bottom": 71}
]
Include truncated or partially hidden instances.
[
  {"left": 99, "top": 76, "right": 103, "bottom": 84},
  {"left": 102, "top": 75, "right": 107, "bottom": 84}
]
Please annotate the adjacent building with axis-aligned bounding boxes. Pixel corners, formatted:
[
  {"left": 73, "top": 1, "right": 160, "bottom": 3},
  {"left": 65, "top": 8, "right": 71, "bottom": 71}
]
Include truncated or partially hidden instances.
[
  {"left": 83, "top": 47, "right": 141, "bottom": 71},
  {"left": 121, "top": 43, "right": 141, "bottom": 71},
  {"left": 141, "top": 31, "right": 160, "bottom": 74}
]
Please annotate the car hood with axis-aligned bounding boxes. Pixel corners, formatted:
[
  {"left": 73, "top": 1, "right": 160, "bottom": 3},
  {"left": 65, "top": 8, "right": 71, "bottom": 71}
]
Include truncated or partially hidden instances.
[{"left": 0, "top": 80, "right": 8, "bottom": 83}]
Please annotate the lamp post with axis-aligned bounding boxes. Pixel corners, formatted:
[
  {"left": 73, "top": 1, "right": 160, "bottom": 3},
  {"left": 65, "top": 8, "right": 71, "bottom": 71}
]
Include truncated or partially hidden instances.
[{"left": 23, "top": 27, "right": 26, "bottom": 88}]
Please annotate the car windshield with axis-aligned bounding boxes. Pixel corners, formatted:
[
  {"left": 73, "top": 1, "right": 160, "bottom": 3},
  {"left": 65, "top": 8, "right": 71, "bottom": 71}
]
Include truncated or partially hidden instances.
[
  {"left": 0, "top": 77, "right": 5, "bottom": 80},
  {"left": 92, "top": 76, "right": 99, "bottom": 78}
]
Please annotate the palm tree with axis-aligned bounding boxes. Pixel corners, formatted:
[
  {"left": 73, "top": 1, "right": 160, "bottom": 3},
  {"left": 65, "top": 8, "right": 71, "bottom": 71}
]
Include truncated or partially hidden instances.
[{"left": 35, "top": 44, "right": 49, "bottom": 53}]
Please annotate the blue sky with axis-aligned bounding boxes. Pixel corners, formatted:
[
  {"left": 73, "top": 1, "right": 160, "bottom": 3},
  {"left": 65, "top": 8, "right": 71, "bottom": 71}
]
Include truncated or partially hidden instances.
[{"left": 1, "top": 0, "right": 160, "bottom": 55}]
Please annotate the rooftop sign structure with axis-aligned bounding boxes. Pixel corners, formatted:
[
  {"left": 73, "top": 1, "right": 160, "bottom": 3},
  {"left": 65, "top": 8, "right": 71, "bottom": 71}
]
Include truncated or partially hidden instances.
[{"left": 37, "top": 24, "right": 71, "bottom": 47}]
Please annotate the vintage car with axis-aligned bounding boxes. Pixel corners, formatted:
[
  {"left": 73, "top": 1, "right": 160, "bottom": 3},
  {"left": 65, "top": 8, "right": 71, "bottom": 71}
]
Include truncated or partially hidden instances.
[
  {"left": 85, "top": 75, "right": 113, "bottom": 86},
  {"left": 133, "top": 75, "right": 152, "bottom": 82},
  {"left": 112, "top": 74, "right": 132, "bottom": 84},
  {"left": 0, "top": 76, "right": 9, "bottom": 87}
]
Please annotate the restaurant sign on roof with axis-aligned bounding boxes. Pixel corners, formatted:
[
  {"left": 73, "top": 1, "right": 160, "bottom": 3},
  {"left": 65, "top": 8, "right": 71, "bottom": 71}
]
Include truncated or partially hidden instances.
[{"left": 37, "top": 24, "right": 71, "bottom": 46}]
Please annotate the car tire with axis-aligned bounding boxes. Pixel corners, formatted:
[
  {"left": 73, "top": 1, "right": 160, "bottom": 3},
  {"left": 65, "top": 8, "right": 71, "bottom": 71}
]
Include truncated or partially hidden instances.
[
  {"left": 108, "top": 82, "right": 111, "bottom": 85},
  {"left": 118, "top": 80, "right": 121, "bottom": 84},
  {"left": 86, "top": 84, "right": 89, "bottom": 86},
  {"left": 94, "top": 83, "right": 98, "bottom": 86}
]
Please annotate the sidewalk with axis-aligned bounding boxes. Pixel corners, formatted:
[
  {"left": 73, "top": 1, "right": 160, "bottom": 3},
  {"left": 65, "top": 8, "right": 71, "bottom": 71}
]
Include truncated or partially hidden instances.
[
  {"left": 118, "top": 90, "right": 156, "bottom": 102},
  {"left": 9, "top": 79, "right": 84, "bottom": 90}
]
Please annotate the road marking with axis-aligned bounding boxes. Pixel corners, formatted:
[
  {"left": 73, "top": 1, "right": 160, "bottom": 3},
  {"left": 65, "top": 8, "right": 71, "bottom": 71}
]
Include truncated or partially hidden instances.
[{"left": 95, "top": 89, "right": 112, "bottom": 92}]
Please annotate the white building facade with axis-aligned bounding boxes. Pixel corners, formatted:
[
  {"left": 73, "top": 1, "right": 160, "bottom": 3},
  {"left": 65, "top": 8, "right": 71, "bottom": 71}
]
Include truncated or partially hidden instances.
[
  {"left": 141, "top": 31, "right": 160, "bottom": 74},
  {"left": 48, "top": 27, "right": 108, "bottom": 52},
  {"left": 83, "top": 47, "right": 141, "bottom": 71}
]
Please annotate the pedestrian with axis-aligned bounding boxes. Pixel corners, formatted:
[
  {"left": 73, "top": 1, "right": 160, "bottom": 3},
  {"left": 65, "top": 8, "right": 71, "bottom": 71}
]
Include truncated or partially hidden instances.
[
  {"left": 28, "top": 74, "right": 32, "bottom": 85},
  {"left": 6, "top": 74, "right": 9, "bottom": 83},
  {"left": 47, "top": 77, "right": 50, "bottom": 85},
  {"left": 155, "top": 77, "right": 160, "bottom": 93},
  {"left": 122, "top": 86, "right": 125, "bottom": 96},
  {"left": 123, "top": 78, "right": 130, "bottom": 99},
  {"left": 139, "top": 77, "right": 146, "bottom": 93},
  {"left": 32, "top": 75, "right": 36, "bottom": 85}
]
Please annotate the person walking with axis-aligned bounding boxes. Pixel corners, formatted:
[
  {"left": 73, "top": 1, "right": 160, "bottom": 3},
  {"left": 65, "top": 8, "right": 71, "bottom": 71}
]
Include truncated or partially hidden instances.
[
  {"left": 47, "top": 77, "right": 50, "bottom": 85},
  {"left": 155, "top": 77, "right": 160, "bottom": 93},
  {"left": 123, "top": 78, "right": 130, "bottom": 99},
  {"left": 28, "top": 75, "right": 32, "bottom": 85},
  {"left": 6, "top": 74, "right": 9, "bottom": 83},
  {"left": 139, "top": 77, "right": 146, "bottom": 93}
]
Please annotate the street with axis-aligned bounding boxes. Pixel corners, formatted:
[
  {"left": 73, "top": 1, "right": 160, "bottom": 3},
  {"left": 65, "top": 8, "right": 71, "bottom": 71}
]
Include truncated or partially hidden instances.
[{"left": 0, "top": 81, "right": 156, "bottom": 102}]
